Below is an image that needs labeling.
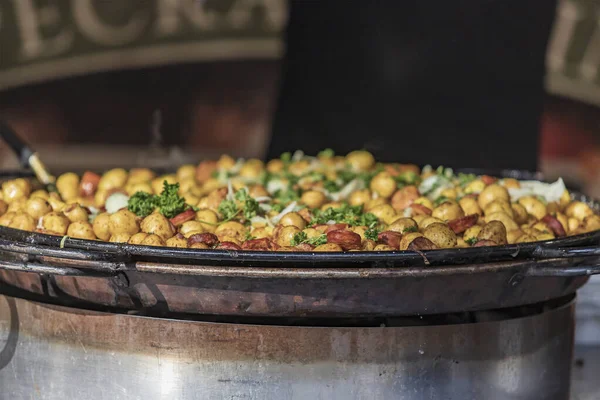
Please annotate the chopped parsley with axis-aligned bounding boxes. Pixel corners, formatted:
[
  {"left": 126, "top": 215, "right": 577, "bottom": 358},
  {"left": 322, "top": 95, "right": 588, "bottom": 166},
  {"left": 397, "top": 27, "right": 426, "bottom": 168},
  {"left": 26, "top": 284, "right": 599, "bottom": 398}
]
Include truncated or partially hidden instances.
[
  {"left": 311, "top": 203, "right": 379, "bottom": 228},
  {"left": 318, "top": 148, "right": 335, "bottom": 158},
  {"left": 280, "top": 152, "right": 292, "bottom": 163},
  {"left": 306, "top": 171, "right": 326, "bottom": 182},
  {"left": 157, "top": 182, "right": 187, "bottom": 218},
  {"left": 217, "top": 198, "right": 239, "bottom": 222},
  {"left": 337, "top": 165, "right": 384, "bottom": 187},
  {"left": 218, "top": 188, "right": 260, "bottom": 222},
  {"left": 128, "top": 191, "right": 157, "bottom": 217},
  {"left": 436, "top": 166, "right": 454, "bottom": 178},
  {"left": 457, "top": 173, "right": 477, "bottom": 187},
  {"left": 365, "top": 227, "right": 380, "bottom": 241},
  {"left": 307, "top": 234, "right": 328, "bottom": 246},
  {"left": 234, "top": 189, "right": 259, "bottom": 220},
  {"left": 465, "top": 237, "right": 478, "bottom": 246},
  {"left": 282, "top": 171, "right": 300, "bottom": 186},
  {"left": 434, "top": 196, "right": 450, "bottom": 207},
  {"left": 259, "top": 171, "right": 273, "bottom": 186},
  {"left": 403, "top": 226, "right": 418, "bottom": 233},
  {"left": 127, "top": 181, "right": 188, "bottom": 218},
  {"left": 395, "top": 171, "right": 420, "bottom": 187},
  {"left": 274, "top": 188, "right": 300, "bottom": 204},
  {"left": 290, "top": 231, "right": 307, "bottom": 246},
  {"left": 324, "top": 180, "right": 340, "bottom": 193},
  {"left": 337, "top": 169, "right": 357, "bottom": 184},
  {"left": 291, "top": 231, "right": 327, "bottom": 247},
  {"left": 271, "top": 203, "right": 285, "bottom": 213}
]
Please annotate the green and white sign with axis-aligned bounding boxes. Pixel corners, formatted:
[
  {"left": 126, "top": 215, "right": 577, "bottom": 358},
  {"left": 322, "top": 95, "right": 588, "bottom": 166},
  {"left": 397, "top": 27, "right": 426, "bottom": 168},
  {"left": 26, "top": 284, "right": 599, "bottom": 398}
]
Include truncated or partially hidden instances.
[{"left": 0, "top": 0, "right": 286, "bottom": 90}]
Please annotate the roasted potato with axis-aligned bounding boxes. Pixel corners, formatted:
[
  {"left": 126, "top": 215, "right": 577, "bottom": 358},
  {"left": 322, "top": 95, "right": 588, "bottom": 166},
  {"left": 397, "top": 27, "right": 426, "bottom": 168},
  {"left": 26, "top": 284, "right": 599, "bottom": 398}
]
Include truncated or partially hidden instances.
[
  {"left": 477, "top": 221, "right": 508, "bottom": 245},
  {"left": 140, "top": 213, "right": 175, "bottom": 240}
]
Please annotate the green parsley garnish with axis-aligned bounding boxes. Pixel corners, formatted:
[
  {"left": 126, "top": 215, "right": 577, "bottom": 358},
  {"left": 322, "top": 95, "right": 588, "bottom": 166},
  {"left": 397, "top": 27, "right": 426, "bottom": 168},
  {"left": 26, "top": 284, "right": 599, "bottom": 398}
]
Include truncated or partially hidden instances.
[
  {"left": 403, "top": 226, "right": 418, "bottom": 233},
  {"left": 280, "top": 152, "right": 292, "bottom": 163},
  {"left": 217, "top": 189, "right": 261, "bottom": 222},
  {"left": 128, "top": 191, "right": 157, "bottom": 217},
  {"left": 307, "top": 234, "right": 328, "bottom": 246},
  {"left": 217, "top": 198, "right": 239, "bottom": 222},
  {"left": 157, "top": 181, "right": 187, "bottom": 218},
  {"left": 434, "top": 196, "right": 450, "bottom": 207},
  {"left": 311, "top": 203, "right": 379, "bottom": 228},
  {"left": 436, "top": 166, "right": 454, "bottom": 178},
  {"left": 271, "top": 203, "right": 285, "bottom": 213},
  {"left": 457, "top": 173, "right": 477, "bottom": 187},
  {"left": 234, "top": 189, "right": 259, "bottom": 220},
  {"left": 337, "top": 169, "right": 357, "bottom": 184},
  {"left": 291, "top": 231, "right": 327, "bottom": 247},
  {"left": 127, "top": 181, "right": 188, "bottom": 218},
  {"left": 318, "top": 148, "right": 335, "bottom": 158},
  {"left": 290, "top": 231, "right": 307, "bottom": 246},
  {"left": 465, "top": 237, "right": 478, "bottom": 246},
  {"left": 274, "top": 188, "right": 300, "bottom": 204},
  {"left": 365, "top": 227, "right": 380, "bottom": 241},
  {"left": 394, "top": 171, "right": 420, "bottom": 187},
  {"left": 324, "top": 180, "right": 340, "bottom": 193},
  {"left": 306, "top": 171, "right": 326, "bottom": 182}
]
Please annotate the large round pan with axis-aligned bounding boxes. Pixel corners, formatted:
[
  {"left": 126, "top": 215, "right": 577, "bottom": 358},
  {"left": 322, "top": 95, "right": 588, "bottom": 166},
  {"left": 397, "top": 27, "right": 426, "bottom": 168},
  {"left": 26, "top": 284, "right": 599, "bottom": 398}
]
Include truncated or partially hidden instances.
[{"left": 0, "top": 169, "right": 598, "bottom": 318}]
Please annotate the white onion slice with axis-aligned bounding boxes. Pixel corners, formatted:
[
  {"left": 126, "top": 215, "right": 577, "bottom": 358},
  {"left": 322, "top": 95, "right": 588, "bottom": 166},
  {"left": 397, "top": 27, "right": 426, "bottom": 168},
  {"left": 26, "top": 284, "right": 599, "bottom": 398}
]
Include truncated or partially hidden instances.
[
  {"left": 292, "top": 150, "right": 304, "bottom": 161},
  {"left": 267, "top": 179, "right": 287, "bottom": 194},
  {"left": 250, "top": 216, "right": 273, "bottom": 227},
  {"left": 253, "top": 196, "right": 272, "bottom": 203},
  {"left": 330, "top": 179, "right": 360, "bottom": 201},
  {"left": 226, "top": 180, "right": 234, "bottom": 201},
  {"left": 105, "top": 193, "right": 129, "bottom": 214},
  {"left": 259, "top": 203, "right": 272, "bottom": 212},
  {"left": 508, "top": 178, "right": 566, "bottom": 203}
]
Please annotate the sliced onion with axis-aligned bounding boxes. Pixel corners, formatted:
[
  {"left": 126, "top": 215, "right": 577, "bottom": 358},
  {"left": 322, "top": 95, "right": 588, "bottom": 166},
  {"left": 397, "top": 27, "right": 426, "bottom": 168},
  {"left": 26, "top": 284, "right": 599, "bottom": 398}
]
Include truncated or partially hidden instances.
[
  {"left": 258, "top": 203, "right": 272, "bottom": 212},
  {"left": 330, "top": 179, "right": 360, "bottom": 201},
  {"left": 292, "top": 150, "right": 304, "bottom": 161},
  {"left": 105, "top": 192, "right": 129, "bottom": 214},
  {"left": 230, "top": 158, "right": 244, "bottom": 173},
  {"left": 250, "top": 216, "right": 272, "bottom": 227},
  {"left": 267, "top": 179, "right": 287, "bottom": 195},
  {"left": 403, "top": 207, "right": 413, "bottom": 218},
  {"left": 508, "top": 178, "right": 566, "bottom": 203},
  {"left": 226, "top": 179, "right": 234, "bottom": 201},
  {"left": 253, "top": 196, "right": 272, "bottom": 203}
]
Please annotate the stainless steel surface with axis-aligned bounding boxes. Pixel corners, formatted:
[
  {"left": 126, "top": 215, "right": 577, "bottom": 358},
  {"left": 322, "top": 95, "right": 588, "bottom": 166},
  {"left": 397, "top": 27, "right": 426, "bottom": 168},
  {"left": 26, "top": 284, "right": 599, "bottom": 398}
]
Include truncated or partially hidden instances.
[
  {"left": 0, "top": 295, "right": 575, "bottom": 400},
  {"left": 572, "top": 346, "right": 600, "bottom": 400}
]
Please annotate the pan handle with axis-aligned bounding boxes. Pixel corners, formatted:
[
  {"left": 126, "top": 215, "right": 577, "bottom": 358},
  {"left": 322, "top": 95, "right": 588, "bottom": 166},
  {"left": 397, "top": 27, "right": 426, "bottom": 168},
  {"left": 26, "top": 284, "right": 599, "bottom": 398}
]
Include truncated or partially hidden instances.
[
  {"left": 533, "top": 246, "right": 600, "bottom": 260},
  {"left": 525, "top": 255, "right": 600, "bottom": 277},
  {"left": 0, "top": 259, "right": 120, "bottom": 277}
]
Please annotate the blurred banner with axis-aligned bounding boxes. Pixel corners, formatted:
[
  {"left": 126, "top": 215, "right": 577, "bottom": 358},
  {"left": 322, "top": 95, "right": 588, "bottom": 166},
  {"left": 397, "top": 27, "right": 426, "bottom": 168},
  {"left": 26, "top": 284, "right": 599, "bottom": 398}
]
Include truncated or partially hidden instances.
[{"left": 0, "top": 0, "right": 286, "bottom": 90}]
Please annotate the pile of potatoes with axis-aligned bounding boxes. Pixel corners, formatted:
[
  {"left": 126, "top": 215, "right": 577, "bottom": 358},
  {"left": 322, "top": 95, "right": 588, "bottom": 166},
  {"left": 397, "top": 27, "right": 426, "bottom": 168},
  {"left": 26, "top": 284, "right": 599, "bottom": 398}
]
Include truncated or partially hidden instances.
[{"left": 0, "top": 150, "right": 598, "bottom": 252}]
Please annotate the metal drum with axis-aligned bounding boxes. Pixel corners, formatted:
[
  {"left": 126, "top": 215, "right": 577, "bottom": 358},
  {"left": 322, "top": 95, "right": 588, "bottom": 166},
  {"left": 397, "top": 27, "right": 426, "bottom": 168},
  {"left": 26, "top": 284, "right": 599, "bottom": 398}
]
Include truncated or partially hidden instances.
[{"left": 0, "top": 294, "right": 575, "bottom": 400}]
